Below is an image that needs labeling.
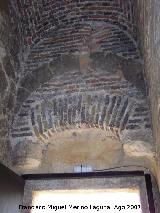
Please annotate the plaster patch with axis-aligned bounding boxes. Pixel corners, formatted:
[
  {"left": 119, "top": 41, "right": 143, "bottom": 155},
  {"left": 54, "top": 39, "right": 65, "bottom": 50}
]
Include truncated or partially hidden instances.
[{"left": 123, "top": 140, "right": 154, "bottom": 159}]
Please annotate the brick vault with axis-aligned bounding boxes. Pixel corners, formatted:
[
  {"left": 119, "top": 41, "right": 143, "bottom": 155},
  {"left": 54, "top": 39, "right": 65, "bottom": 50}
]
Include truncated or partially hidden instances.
[{"left": 0, "top": 0, "right": 156, "bottom": 176}]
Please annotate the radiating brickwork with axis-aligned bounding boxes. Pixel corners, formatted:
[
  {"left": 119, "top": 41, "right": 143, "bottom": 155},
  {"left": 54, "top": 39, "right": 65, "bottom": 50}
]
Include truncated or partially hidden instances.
[
  {"left": 11, "top": 70, "right": 151, "bottom": 147},
  {"left": 2, "top": 0, "right": 154, "bottom": 175}
]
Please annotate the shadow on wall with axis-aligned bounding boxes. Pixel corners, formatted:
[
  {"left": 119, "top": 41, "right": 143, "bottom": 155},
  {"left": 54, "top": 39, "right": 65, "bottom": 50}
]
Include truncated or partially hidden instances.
[{"left": 0, "top": 163, "right": 24, "bottom": 213}]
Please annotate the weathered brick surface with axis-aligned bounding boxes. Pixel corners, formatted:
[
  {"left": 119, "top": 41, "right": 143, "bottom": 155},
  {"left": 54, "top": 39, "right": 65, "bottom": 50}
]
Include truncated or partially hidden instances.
[
  {"left": 12, "top": 0, "right": 140, "bottom": 81},
  {"left": 0, "top": 0, "right": 153, "bottom": 176},
  {"left": 11, "top": 70, "right": 152, "bottom": 147},
  {"left": 0, "top": 0, "right": 154, "bottom": 177},
  {"left": 17, "top": 0, "right": 136, "bottom": 45},
  {"left": 1, "top": 0, "right": 142, "bottom": 114}
]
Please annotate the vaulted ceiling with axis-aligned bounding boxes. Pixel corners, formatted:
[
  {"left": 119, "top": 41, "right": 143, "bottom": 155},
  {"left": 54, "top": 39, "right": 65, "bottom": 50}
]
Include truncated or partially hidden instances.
[
  {"left": 4, "top": 0, "right": 153, "bottom": 174},
  {"left": 0, "top": 1, "right": 156, "bottom": 175},
  {"left": 14, "top": 0, "right": 143, "bottom": 108}
]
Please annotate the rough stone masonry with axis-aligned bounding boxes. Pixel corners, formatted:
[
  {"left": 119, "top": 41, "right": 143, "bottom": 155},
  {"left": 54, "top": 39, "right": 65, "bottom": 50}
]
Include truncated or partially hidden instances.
[{"left": 0, "top": 0, "right": 156, "bottom": 179}]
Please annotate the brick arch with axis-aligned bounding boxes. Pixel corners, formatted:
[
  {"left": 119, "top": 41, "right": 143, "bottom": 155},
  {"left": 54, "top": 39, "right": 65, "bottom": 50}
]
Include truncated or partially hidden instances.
[
  {"left": 25, "top": 23, "right": 139, "bottom": 72},
  {"left": 13, "top": 0, "right": 141, "bottom": 115},
  {"left": 15, "top": 0, "right": 139, "bottom": 81},
  {"left": 16, "top": 0, "right": 136, "bottom": 46},
  {"left": 11, "top": 70, "right": 151, "bottom": 147}
]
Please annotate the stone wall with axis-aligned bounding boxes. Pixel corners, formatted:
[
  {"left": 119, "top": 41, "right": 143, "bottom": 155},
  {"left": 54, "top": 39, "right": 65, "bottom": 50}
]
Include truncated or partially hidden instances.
[
  {"left": 136, "top": 0, "right": 160, "bottom": 188},
  {"left": 0, "top": 0, "right": 23, "bottom": 166}
]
